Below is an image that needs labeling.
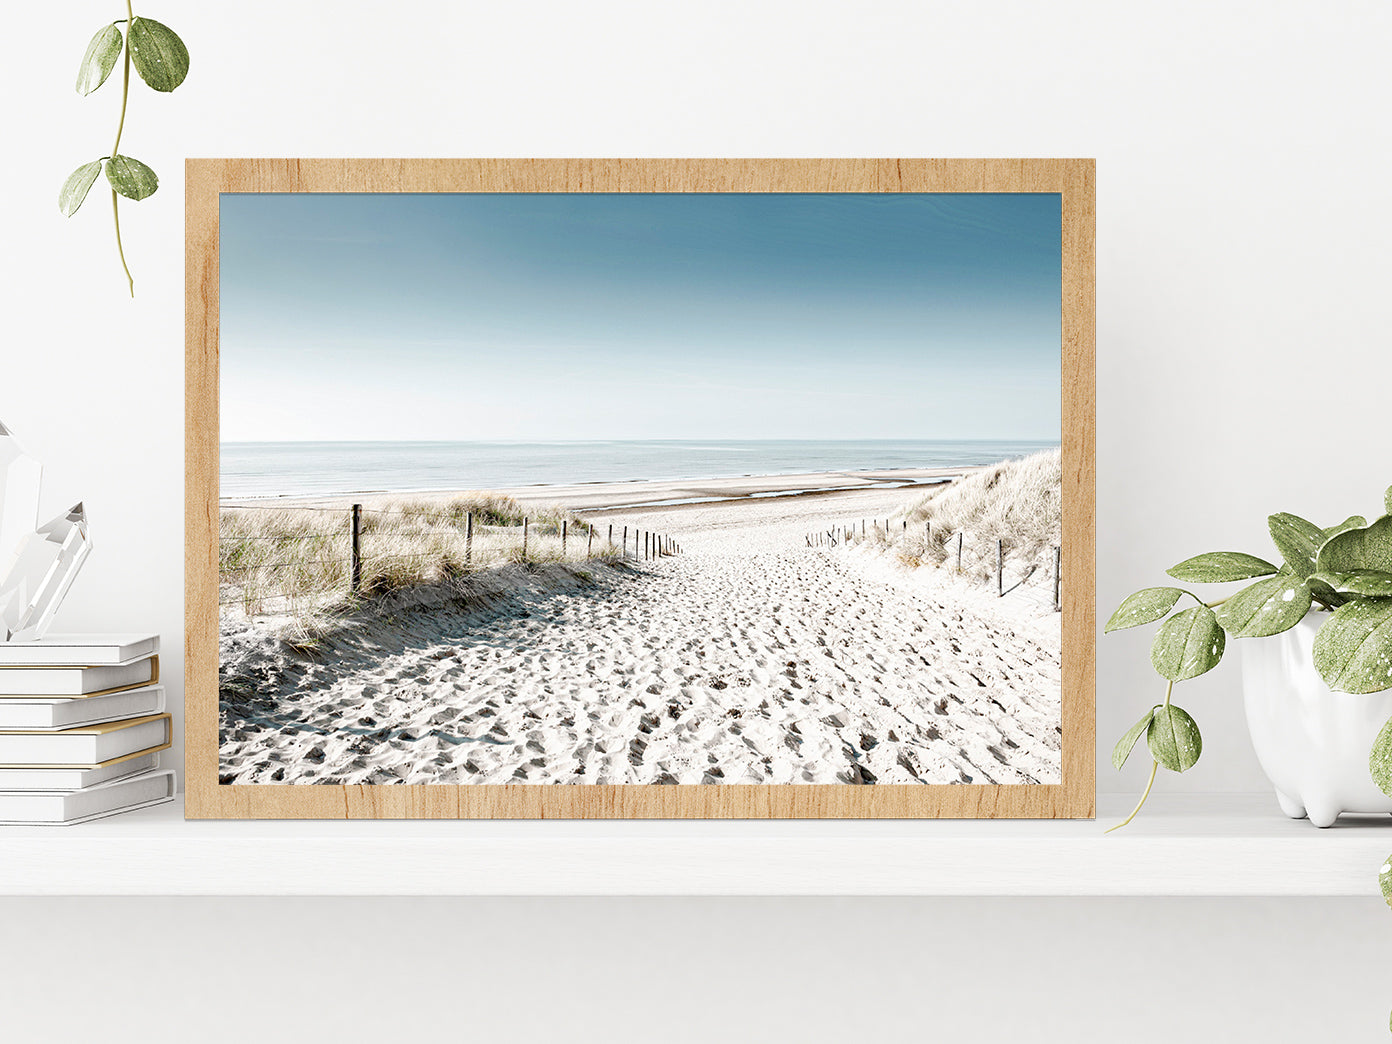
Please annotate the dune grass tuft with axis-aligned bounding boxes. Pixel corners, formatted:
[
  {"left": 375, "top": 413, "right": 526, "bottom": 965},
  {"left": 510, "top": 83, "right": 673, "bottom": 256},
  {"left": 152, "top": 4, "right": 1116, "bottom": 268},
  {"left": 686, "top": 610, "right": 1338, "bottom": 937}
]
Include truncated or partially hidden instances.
[
  {"left": 851, "top": 449, "right": 1062, "bottom": 587},
  {"left": 220, "top": 494, "right": 619, "bottom": 617}
]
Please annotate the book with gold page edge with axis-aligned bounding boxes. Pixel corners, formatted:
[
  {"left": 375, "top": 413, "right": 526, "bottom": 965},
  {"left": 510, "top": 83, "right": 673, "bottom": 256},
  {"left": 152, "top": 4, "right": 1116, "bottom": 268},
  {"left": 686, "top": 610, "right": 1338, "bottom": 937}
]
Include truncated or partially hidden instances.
[
  {"left": 0, "top": 684, "right": 165, "bottom": 730},
  {"left": 0, "top": 713, "right": 171, "bottom": 767},
  {"left": 0, "top": 633, "right": 158, "bottom": 667},
  {"left": 0, "top": 655, "right": 158, "bottom": 696},
  {"left": 0, "top": 749, "right": 163, "bottom": 790}
]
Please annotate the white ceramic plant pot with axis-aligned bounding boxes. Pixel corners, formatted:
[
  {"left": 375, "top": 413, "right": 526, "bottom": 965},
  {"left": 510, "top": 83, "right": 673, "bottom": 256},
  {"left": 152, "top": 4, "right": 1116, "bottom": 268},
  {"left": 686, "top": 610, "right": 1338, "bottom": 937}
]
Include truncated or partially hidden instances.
[{"left": 1241, "top": 611, "right": 1392, "bottom": 827}]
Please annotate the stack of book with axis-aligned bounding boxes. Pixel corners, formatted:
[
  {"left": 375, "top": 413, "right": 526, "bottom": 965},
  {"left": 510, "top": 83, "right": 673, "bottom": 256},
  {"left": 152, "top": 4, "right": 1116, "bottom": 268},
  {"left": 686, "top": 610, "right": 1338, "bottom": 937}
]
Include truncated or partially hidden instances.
[{"left": 0, "top": 634, "right": 173, "bottom": 825}]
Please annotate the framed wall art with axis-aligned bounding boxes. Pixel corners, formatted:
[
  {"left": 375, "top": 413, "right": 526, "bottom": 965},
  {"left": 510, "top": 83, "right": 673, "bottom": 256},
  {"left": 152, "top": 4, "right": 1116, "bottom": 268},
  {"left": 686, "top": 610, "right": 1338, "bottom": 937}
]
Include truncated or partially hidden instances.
[{"left": 186, "top": 158, "right": 1095, "bottom": 819}]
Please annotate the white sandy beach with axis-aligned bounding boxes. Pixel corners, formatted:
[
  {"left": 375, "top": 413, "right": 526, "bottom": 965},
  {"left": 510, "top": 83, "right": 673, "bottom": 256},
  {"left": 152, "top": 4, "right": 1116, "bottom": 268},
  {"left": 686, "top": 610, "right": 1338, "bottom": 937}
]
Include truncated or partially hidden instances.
[
  {"left": 219, "top": 470, "right": 1061, "bottom": 786},
  {"left": 220, "top": 466, "right": 977, "bottom": 515}
]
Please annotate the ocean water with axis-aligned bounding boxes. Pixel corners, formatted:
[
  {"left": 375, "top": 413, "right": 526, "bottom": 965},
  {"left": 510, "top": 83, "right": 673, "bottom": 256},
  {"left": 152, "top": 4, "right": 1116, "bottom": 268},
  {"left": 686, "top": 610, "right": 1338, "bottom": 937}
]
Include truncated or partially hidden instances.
[{"left": 219, "top": 439, "right": 1059, "bottom": 499}]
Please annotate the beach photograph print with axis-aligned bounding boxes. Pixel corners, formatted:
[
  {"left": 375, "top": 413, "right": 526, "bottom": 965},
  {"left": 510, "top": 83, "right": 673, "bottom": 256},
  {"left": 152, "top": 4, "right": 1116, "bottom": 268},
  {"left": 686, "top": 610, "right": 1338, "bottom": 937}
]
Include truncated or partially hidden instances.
[{"left": 217, "top": 190, "right": 1064, "bottom": 790}]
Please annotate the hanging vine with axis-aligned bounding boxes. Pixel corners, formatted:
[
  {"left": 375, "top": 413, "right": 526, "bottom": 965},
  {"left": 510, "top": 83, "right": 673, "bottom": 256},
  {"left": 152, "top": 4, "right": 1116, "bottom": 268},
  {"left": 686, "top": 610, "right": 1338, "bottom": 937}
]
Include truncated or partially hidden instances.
[{"left": 59, "top": 5, "right": 189, "bottom": 297}]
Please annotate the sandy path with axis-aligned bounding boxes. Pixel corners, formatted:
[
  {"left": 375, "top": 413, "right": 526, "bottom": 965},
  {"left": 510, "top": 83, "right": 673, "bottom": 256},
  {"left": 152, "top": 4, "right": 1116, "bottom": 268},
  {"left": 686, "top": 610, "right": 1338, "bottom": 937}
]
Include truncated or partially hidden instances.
[{"left": 220, "top": 537, "right": 1062, "bottom": 786}]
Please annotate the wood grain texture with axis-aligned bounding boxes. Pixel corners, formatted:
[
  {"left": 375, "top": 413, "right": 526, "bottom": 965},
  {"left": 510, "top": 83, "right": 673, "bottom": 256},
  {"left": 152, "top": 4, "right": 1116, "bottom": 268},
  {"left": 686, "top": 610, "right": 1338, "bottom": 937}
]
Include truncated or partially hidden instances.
[{"left": 185, "top": 158, "right": 1096, "bottom": 820}]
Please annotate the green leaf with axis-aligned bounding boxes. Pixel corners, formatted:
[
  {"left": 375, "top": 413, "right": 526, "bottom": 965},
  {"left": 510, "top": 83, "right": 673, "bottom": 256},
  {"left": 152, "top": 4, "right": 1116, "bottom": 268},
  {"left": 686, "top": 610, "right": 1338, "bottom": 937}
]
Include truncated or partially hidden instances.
[
  {"left": 1325, "top": 515, "right": 1367, "bottom": 540},
  {"left": 104, "top": 155, "right": 158, "bottom": 201},
  {"left": 1318, "top": 515, "right": 1392, "bottom": 575},
  {"left": 1105, "top": 588, "right": 1185, "bottom": 633},
  {"left": 128, "top": 17, "right": 189, "bottom": 92},
  {"left": 1214, "top": 575, "right": 1312, "bottom": 638},
  {"left": 1386, "top": 487, "right": 1392, "bottom": 516},
  {"left": 1147, "top": 704, "right": 1202, "bottom": 772},
  {"left": 76, "top": 23, "right": 123, "bottom": 95},
  {"left": 58, "top": 160, "right": 104, "bottom": 217},
  {"left": 1166, "top": 551, "right": 1278, "bottom": 584},
  {"left": 1380, "top": 850, "right": 1392, "bottom": 911},
  {"left": 1268, "top": 513, "right": 1325, "bottom": 580},
  {"left": 1371, "top": 717, "right": 1392, "bottom": 798},
  {"left": 1312, "top": 599, "right": 1392, "bottom": 694},
  {"left": 1150, "top": 606, "right": 1226, "bottom": 681},
  {"left": 1306, "top": 573, "right": 1350, "bottom": 610},
  {"left": 1112, "top": 708, "right": 1156, "bottom": 770},
  {"left": 1309, "top": 570, "right": 1392, "bottom": 598}
]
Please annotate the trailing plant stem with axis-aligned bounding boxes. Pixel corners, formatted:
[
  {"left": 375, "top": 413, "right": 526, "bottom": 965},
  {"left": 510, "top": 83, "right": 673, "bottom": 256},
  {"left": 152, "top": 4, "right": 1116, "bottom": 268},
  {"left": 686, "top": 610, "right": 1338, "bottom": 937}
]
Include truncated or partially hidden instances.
[
  {"left": 111, "top": 0, "right": 135, "bottom": 296},
  {"left": 111, "top": 190, "right": 133, "bottom": 297},
  {"left": 1107, "top": 679, "right": 1175, "bottom": 833},
  {"left": 1106, "top": 759, "right": 1158, "bottom": 834},
  {"left": 111, "top": 2, "right": 132, "bottom": 156}
]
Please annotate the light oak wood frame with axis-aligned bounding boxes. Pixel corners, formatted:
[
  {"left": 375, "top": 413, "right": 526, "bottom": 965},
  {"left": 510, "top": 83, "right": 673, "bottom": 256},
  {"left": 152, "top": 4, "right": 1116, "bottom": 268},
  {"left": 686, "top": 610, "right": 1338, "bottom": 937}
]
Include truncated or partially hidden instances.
[{"left": 186, "top": 158, "right": 1095, "bottom": 820}]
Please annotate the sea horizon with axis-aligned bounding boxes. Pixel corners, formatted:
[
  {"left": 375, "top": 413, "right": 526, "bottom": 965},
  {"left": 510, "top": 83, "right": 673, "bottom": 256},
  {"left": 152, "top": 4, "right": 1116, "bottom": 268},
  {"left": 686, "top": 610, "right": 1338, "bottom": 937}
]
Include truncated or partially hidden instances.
[{"left": 219, "top": 438, "right": 1059, "bottom": 499}]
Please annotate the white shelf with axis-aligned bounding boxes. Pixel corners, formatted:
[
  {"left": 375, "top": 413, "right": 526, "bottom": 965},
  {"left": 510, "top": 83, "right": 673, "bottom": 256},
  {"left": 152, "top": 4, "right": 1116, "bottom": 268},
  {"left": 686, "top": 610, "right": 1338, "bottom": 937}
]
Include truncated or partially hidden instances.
[{"left": 2, "top": 794, "right": 1388, "bottom": 896}]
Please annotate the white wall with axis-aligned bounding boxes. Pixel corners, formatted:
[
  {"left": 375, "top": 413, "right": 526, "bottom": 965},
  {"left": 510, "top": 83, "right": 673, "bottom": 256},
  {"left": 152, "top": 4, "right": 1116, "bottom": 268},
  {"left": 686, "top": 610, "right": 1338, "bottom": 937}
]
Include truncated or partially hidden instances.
[
  {"left": 4, "top": 2, "right": 1390, "bottom": 1039},
  {"left": 6, "top": 0, "right": 1390, "bottom": 795}
]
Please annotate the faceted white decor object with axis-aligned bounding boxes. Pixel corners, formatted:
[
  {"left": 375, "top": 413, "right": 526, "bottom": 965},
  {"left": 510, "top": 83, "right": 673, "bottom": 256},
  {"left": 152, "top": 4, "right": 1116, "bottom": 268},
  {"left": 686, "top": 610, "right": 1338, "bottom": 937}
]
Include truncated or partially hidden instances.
[
  {"left": 0, "top": 503, "right": 92, "bottom": 642},
  {"left": 0, "top": 421, "right": 42, "bottom": 577}
]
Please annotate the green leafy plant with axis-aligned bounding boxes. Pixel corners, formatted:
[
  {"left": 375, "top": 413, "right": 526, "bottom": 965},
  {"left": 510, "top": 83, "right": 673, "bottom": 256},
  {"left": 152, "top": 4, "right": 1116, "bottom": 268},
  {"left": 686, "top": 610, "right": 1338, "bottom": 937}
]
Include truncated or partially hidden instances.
[
  {"left": 1107, "top": 483, "right": 1392, "bottom": 830},
  {"left": 1109, "top": 485, "right": 1392, "bottom": 1034},
  {"left": 60, "top": 4, "right": 189, "bottom": 296}
]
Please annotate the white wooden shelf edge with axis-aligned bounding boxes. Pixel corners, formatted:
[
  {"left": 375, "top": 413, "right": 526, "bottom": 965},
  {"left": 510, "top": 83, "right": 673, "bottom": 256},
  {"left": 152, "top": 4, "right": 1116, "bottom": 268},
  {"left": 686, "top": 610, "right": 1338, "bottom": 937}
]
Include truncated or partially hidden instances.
[{"left": 1, "top": 794, "right": 1388, "bottom": 896}]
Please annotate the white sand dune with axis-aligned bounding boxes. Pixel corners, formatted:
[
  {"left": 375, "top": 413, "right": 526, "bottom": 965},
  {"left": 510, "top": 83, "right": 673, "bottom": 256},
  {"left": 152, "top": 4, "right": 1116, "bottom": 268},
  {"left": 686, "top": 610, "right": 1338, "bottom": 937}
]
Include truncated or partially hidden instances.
[{"left": 219, "top": 477, "right": 1061, "bottom": 786}]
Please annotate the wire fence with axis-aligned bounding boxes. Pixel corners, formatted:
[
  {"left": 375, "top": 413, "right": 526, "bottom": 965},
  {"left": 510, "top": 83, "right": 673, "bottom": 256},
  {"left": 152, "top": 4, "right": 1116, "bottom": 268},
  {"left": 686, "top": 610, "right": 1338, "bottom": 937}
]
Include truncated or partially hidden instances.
[
  {"left": 805, "top": 516, "right": 1062, "bottom": 611},
  {"left": 219, "top": 502, "right": 682, "bottom": 612}
]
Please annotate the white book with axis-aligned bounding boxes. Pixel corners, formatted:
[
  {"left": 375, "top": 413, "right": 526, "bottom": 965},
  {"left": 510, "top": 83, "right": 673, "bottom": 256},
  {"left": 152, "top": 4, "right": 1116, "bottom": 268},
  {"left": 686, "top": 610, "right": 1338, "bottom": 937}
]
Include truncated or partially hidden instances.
[
  {"left": 0, "top": 685, "right": 165, "bottom": 730},
  {"left": 0, "top": 769, "right": 176, "bottom": 825},
  {"left": 0, "top": 633, "right": 159, "bottom": 666},
  {"left": 0, "top": 714, "right": 171, "bottom": 767},
  {"left": 0, "top": 750, "right": 160, "bottom": 791},
  {"left": 0, "top": 655, "right": 158, "bottom": 696}
]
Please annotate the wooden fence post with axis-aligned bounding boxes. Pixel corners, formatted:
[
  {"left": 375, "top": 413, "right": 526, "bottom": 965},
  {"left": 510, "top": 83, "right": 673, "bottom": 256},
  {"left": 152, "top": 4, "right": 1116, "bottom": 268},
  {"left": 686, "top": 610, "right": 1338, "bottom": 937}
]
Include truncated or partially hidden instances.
[
  {"left": 1053, "top": 545, "right": 1062, "bottom": 611},
  {"left": 588, "top": 526, "right": 594, "bottom": 558},
  {"left": 623, "top": 526, "right": 628, "bottom": 557},
  {"left": 957, "top": 531, "right": 963, "bottom": 573},
  {"left": 562, "top": 520, "right": 568, "bottom": 555},
  {"left": 997, "top": 539, "right": 1004, "bottom": 596},
  {"left": 645, "top": 531, "right": 650, "bottom": 560},
  {"left": 608, "top": 523, "right": 613, "bottom": 548},
  {"left": 465, "top": 511, "right": 473, "bottom": 569},
  {"left": 350, "top": 504, "right": 362, "bottom": 592},
  {"left": 523, "top": 517, "right": 529, "bottom": 558}
]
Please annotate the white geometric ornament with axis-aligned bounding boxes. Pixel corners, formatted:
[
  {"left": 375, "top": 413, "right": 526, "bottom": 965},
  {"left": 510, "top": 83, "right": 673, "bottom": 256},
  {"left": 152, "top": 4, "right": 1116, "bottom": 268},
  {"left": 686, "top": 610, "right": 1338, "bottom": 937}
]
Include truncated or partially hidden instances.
[
  {"left": 0, "top": 503, "right": 92, "bottom": 642},
  {"left": 0, "top": 421, "right": 92, "bottom": 643}
]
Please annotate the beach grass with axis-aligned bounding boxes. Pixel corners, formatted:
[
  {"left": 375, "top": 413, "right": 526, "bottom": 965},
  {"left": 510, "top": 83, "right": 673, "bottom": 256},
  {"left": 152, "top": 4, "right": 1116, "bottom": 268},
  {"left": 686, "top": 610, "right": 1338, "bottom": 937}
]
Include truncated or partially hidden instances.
[
  {"left": 219, "top": 494, "right": 616, "bottom": 616},
  {"left": 853, "top": 448, "right": 1062, "bottom": 585}
]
